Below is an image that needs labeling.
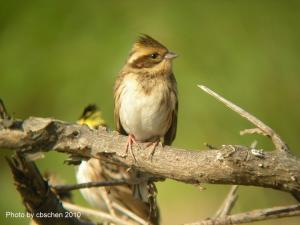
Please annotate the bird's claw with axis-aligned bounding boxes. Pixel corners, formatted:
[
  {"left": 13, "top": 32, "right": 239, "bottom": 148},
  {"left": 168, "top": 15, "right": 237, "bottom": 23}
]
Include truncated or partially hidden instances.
[
  {"left": 147, "top": 140, "right": 162, "bottom": 161},
  {"left": 123, "top": 134, "right": 139, "bottom": 162}
]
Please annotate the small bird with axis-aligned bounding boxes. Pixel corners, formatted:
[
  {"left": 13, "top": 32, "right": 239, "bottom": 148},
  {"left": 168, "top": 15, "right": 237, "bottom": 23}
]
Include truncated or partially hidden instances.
[
  {"left": 114, "top": 34, "right": 178, "bottom": 222},
  {"left": 114, "top": 34, "right": 178, "bottom": 154},
  {"left": 75, "top": 105, "right": 159, "bottom": 224}
]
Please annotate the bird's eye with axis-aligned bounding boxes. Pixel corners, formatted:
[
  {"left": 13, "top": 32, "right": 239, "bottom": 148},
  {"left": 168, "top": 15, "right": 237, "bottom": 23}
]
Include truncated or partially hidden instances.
[{"left": 149, "top": 53, "right": 159, "bottom": 59}]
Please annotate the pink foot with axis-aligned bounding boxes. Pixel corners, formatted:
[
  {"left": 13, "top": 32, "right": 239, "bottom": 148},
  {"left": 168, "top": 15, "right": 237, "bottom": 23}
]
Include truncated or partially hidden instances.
[
  {"left": 147, "top": 140, "right": 162, "bottom": 160},
  {"left": 124, "top": 134, "right": 139, "bottom": 161}
]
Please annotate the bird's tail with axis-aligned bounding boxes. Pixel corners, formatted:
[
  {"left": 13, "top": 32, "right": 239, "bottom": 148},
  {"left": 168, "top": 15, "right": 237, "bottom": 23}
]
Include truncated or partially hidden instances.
[
  {"left": 132, "top": 171, "right": 159, "bottom": 224},
  {"left": 133, "top": 182, "right": 149, "bottom": 201}
]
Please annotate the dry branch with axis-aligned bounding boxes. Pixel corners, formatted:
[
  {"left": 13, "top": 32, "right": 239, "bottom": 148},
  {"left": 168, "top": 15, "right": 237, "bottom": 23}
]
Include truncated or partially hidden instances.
[
  {"left": 1, "top": 116, "right": 300, "bottom": 195},
  {"left": 62, "top": 202, "right": 134, "bottom": 225},
  {"left": 198, "top": 85, "right": 289, "bottom": 152},
  {"left": 53, "top": 178, "right": 156, "bottom": 193},
  {"left": 198, "top": 85, "right": 300, "bottom": 202},
  {"left": 111, "top": 202, "right": 149, "bottom": 225},
  {"left": 185, "top": 204, "right": 300, "bottom": 225},
  {"left": 6, "top": 151, "right": 94, "bottom": 225},
  {"left": 214, "top": 185, "right": 239, "bottom": 218}
]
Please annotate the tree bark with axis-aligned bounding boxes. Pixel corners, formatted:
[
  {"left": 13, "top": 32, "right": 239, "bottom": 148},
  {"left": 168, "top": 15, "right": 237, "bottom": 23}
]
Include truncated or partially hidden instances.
[
  {"left": 1, "top": 116, "right": 300, "bottom": 195},
  {"left": 6, "top": 151, "right": 94, "bottom": 225}
]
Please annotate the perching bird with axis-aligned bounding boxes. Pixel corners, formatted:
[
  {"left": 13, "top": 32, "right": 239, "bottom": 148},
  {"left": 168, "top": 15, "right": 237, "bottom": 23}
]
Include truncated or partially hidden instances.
[
  {"left": 114, "top": 34, "right": 178, "bottom": 220},
  {"left": 75, "top": 104, "right": 159, "bottom": 224},
  {"left": 114, "top": 34, "right": 178, "bottom": 149}
]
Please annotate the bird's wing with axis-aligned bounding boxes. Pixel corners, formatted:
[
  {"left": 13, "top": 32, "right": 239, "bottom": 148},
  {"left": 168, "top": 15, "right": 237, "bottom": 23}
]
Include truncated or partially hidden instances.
[
  {"left": 86, "top": 159, "right": 159, "bottom": 225},
  {"left": 164, "top": 74, "right": 178, "bottom": 145},
  {"left": 109, "top": 181, "right": 159, "bottom": 224},
  {"left": 114, "top": 73, "right": 127, "bottom": 135}
]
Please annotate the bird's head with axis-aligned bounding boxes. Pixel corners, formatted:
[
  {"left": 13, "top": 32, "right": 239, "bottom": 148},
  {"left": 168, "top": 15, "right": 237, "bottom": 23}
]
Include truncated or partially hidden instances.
[
  {"left": 126, "top": 34, "right": 177, "bottom": 75},
  {"left": 78, "top": 104, "right": 106, "bottom": 129}
]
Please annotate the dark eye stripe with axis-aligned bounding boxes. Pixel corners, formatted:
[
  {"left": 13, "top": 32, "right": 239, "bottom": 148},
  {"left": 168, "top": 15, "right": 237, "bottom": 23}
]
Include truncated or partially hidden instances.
[{"left": 131, "top": 54, "right": 161, "bottom": 68}]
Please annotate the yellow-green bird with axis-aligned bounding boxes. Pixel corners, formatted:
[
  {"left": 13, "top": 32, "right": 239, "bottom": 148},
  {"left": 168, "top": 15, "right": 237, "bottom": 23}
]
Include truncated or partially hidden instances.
[{"left": 77, "top": 104, "right": 106, "bottom": 128}]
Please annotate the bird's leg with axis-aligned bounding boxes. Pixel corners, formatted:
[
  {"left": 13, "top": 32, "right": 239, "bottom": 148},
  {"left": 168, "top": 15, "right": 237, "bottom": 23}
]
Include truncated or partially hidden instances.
[
  {"left": 123, "top": 134, "right": 139, "bottom": 162},
  {"left": 147, "top": 138, "right": 163, "bottom": 160}
]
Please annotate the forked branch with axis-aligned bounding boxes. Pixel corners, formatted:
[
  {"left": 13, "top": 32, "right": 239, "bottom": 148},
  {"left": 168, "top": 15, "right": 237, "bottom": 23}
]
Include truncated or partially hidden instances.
[
  {"left": 214, "top": 185, "right": 239, "bottom": 218},
  {"left": 198, "top": 85, "right": 289, "bottom": 152},
  {"left": 186, "top": 204, "right": 300, "bottom": 225}
]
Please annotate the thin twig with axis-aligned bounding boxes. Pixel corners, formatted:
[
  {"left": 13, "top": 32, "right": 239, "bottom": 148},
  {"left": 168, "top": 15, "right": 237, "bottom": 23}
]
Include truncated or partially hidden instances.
[
  {"left": 204, "top": 142, "right": 217, "bottom": 150},
  {"left": 0, "top": 98, "right": 10, "bottom": 119},
  {"left": 53, "top": 178, "right": 155, "bottom": 193},
  {"left": 101, "top": 188, "right": 117, "bottom": 217},
  {"left": 240, "top": 128, "right": 268, "bottom": 136},
  {"left": 186, "top": 204, "right": 300, "bottom": 225},
  {"left": 112, "top": 202, "right": 148, "bottom": 225},
  {"left": 53, "top": 180, "right": 136, "bottom": 192},
  {"left": 62, "top": 201, "right": 133, "bottom": 225},
  {"left": 198, "top": 85, "right": 289, "bottom": 152},
  {"left": 214, "top": 185, "right": 239, "bottom": 218},
  {"left": 54, "top": 180, "right": 148, "bottom": 224},
  {"left": 56, "top": 181, "right": 154, "bottom": 224},
  {"left": 250, "top": 140, "right": 258, "bottom": 149}
]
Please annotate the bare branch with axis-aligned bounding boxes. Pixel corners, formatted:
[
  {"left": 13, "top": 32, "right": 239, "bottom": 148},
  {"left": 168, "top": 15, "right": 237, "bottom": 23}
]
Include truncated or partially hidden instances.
[
  {"left": 112, "top": 202, "right": 148, "bottom": 225},
  {"left": 1, "top": 117, "right": 300, "bottom": 195},
  {"left": 240, "top": 128, "right": 268, "bottom": 136},
  {"left": 62, "top": 202, "right": 134, "bottom": 225},
  {"left": 198, "top": 85, "right": 289, "bottom": 152},
  {"left": 204, "top": 142, "right": 217, "bottom": 149},
  {"left": 6, "top": 150, "right": 145, "bottom": 225},
  {"left": 214, "top": 185, "right": 239, "bottom": 218},
  {"left": 0, "top": 98, "right": 10, "bottom": 119},
  {"left": 53, "top": 178, "right": 148, "bottom": 193},
  {"left": 6, "top": 151, "right": 94, "bottom": 225},
  {"left": 185, "top": 204, "right": 300, "bottom": 225},
  {"left": 250, "top": 140, "right": 258, "bottom": 149}
]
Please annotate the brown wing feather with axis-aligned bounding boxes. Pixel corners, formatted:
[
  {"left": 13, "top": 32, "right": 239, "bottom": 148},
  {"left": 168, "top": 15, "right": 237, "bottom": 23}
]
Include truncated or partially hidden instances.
[
  {"left": 164, "top": 100, "right": 178, "bottom": 145},
  {"left": 164, "top": 74, "right": 178, "bottom": 145},
  {"left": 82, "top": 159, "right": 159, "bottom": 224},
  {"left": 114, "top": 73, "right": 127, "bottom": 135},
  {"left": 110, "top": 182, "right": 159, "bottom": 225}
]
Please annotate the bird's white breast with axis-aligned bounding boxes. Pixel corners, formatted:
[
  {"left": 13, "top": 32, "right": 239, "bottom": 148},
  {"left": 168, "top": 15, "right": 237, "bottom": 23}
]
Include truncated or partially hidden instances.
[{"left": 119, "top": 76, "right": 171, "bottom": 141}]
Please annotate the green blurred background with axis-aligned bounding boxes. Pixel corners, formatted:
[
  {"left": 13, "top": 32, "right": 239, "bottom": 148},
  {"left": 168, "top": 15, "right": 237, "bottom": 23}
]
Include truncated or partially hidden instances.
[{"left": 1, "top": 0, "right": 300, "bottom": 224}]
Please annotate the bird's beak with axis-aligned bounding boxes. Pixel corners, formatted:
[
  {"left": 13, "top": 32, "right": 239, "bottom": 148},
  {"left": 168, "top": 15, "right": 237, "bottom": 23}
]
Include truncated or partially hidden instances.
[{"left": 165, "top": 52, "right": 177, "bottom": 59}]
